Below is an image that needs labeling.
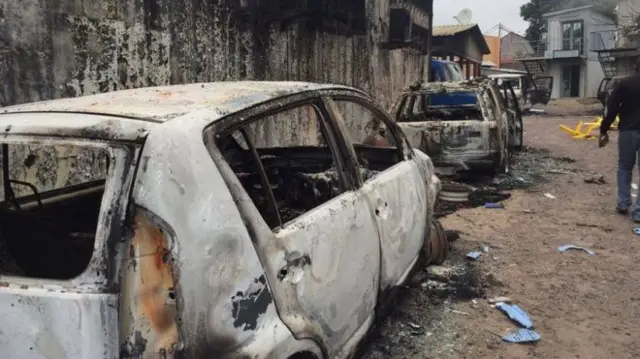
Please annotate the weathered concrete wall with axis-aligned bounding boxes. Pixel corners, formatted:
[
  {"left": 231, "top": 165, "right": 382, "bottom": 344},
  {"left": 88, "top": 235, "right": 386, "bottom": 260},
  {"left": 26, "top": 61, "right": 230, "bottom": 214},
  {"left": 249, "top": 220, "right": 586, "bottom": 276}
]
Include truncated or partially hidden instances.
[{"left": 0, "top": 0, "right": 428, "bottom": 110}]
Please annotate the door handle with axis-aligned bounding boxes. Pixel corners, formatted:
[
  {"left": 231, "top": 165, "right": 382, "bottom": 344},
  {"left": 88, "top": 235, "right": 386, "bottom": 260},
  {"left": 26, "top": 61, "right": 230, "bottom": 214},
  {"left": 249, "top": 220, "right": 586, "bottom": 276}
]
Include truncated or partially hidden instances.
[{"left": 277, "top": 251, "right": 311, "bottom": 281}]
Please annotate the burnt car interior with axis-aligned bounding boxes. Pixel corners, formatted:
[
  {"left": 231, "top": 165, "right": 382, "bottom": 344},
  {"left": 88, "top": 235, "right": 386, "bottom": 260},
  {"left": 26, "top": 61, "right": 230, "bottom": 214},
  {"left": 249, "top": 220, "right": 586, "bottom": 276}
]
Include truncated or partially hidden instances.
[
  {"left": 216, "top": 102, "right": 401, "bottom": 229},
  {"left": 0, "top": 143, "right": 110, "bottom": 280},
  {"left": 396, "top": 93, "right": 483, "bottom": 122}
]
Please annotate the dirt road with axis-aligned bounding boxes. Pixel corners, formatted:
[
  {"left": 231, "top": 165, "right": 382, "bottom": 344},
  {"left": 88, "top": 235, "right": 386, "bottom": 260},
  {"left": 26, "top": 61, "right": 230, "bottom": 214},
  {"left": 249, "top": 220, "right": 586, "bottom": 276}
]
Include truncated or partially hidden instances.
[{"left": 360, "top": 114, "right": 640, "bottom": 359}]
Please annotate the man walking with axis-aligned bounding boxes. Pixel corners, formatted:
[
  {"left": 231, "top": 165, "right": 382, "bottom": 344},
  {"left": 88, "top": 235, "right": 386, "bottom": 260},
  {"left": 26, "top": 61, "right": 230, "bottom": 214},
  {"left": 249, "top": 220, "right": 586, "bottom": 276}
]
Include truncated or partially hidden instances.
[{"left": 600, "top": 57, "right": 640, "bottom": 221}]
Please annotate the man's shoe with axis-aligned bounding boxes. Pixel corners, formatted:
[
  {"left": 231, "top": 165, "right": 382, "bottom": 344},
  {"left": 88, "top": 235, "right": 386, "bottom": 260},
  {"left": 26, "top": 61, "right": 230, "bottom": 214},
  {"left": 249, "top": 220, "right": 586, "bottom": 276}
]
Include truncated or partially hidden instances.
[{"left": 617, "top": 207, "right": 629, "bottom": 215}]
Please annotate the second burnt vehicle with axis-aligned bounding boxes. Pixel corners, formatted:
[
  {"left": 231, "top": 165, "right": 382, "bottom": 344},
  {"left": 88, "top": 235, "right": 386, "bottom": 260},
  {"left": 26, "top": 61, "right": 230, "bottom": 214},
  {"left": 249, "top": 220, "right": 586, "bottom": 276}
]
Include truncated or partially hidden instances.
[
  {"left": 392, "top": 77, "right": 523, "bottom": 176},
  {"left": 0, "top": 81, "right": 446, "bottom": 359}
]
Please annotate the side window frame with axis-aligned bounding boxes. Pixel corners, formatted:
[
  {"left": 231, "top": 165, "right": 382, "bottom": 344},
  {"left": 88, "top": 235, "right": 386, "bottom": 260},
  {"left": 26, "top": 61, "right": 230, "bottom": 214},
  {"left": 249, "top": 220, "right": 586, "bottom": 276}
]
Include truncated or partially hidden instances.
[
  {"left": 320, "top": 93, "right": 415, "bottom": 186},
  {"left": 208, "top": 96, "right": 353, "bottom": 230}
]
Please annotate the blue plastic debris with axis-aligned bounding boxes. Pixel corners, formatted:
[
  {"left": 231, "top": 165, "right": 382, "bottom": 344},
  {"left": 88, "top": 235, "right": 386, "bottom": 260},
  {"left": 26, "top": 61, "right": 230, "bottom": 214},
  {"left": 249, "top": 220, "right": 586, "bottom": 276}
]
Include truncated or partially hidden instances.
[
  {"left": 633, "top": 227, "right": 640, "bottom": 236},
  {"left": 495, "top": 302, "right": 533, "bottom": 329},
  {"left": 484, "top": 202, "right": 504, "bottom": 209},
  {"left": 557, "top": 244, "right": 595, "bottom": 256},
  {"left": 503, "top": 329, "right": 541, "bottom": 343},
  {"left": 466, "top": 251, "right": 482, "bottom": 260}
]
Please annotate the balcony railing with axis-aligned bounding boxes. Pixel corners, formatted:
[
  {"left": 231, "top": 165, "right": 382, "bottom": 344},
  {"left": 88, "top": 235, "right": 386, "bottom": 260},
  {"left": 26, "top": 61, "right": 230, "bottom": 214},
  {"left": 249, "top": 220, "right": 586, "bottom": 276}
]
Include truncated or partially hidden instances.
[
  {"left": 513, "top": 38, "right": 586, "bottom": 59},
  {"left": 590, "top": 30, "right": 616, "bottom": 51}
]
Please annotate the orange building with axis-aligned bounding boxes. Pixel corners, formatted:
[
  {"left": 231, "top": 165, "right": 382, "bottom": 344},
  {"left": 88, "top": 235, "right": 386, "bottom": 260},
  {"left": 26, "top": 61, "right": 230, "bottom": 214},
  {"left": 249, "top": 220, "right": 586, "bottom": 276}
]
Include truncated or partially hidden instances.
[{"left": 483, "top": 35, "right": 500, "bottom": 68}]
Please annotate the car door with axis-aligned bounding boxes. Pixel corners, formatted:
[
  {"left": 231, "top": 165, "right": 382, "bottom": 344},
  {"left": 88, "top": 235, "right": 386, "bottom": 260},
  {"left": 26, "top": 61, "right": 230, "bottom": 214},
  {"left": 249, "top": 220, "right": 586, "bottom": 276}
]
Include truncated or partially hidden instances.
[
  {"left": 210, "top": 98, "right": 380, "bottom": 358},
  {"left": 502, "top": 82, "right": 524, "bottom": 151},
  {"left": 323, "top": 94, "right": 427, "bottom": 291},
  {"left": 482, "top": 86, "right": 509, "bottom": 171}
]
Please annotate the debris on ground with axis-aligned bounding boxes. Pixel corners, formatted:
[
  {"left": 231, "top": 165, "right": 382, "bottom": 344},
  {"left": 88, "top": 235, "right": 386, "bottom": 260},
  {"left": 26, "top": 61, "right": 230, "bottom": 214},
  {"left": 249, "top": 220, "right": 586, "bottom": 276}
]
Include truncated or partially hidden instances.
[
  {"left": 484, "top": 202, "right": 504, "bottom": 209},
  {"left": 359, "top": 247, "right": 485, "bottom": 359},
  {"left": 557, "top": 244, "right": 596, "bottom": 256},
  {"left": 584, "top": 175, "right": 606, "bottom": 184},
  {"left": 544, "top": 193, "right": 556, "bottom": 199},
  {"left": 495, "top": 302, "right": 534, "bottom": 329},
  {"left": 466, "top": 252, "right": 482, "bottom": 260},
  {"left": 503, "top": 329, "right": 542, "bottom": 343},
  {"left": 488, "top": 296, "right": 512, "bottom": 304}
]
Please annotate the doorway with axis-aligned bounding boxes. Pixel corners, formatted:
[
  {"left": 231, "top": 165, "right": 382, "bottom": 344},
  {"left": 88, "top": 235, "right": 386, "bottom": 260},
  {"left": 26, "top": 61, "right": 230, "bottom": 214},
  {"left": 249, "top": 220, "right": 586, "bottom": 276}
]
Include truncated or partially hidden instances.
[{"left": 561, "top": 64, "right": 581, "bottom": 97}]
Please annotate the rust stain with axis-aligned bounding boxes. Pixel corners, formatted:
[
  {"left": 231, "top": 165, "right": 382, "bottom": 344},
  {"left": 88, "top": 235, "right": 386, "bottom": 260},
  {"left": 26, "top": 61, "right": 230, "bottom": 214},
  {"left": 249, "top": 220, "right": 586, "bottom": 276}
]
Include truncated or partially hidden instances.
[{"left": 130, "top": 212, "right": 178, "bottom": 355}]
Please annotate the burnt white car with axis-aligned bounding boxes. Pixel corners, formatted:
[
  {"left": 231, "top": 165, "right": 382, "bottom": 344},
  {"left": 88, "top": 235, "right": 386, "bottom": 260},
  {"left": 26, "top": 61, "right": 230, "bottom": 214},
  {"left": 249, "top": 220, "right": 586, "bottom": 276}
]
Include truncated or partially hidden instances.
[
  {"left": 393, "top": 78, "right": 523, "bottom": 176},
  {"left": 0, "top": 82, "right": 444, "bottom": 359}
]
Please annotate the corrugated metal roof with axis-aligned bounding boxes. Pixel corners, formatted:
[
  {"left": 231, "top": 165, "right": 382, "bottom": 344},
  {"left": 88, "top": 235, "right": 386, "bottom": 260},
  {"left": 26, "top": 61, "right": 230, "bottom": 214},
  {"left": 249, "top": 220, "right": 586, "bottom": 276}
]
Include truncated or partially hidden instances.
[{"left": 432, "top": 23, "right": 477, "bottom": 36}]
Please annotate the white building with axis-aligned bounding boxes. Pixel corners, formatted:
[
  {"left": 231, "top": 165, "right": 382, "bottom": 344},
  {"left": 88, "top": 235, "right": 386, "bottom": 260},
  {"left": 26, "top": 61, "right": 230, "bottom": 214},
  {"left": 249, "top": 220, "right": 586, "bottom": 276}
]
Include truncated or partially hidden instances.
[{"left": 518, "top": 5, "right": 616, "bottom": 99}]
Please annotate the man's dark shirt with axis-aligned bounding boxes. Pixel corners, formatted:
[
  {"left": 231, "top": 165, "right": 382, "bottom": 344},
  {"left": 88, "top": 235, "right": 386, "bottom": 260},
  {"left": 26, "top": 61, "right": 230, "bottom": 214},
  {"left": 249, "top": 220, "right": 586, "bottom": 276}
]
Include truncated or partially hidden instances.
[{"left": 602, "top": 73, "right": 640, "bottom": 133}]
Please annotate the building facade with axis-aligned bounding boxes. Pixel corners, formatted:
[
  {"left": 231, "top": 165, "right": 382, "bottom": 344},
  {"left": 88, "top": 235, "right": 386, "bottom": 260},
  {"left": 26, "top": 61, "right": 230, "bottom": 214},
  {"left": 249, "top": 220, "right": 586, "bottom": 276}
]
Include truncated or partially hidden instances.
[
  {"left": 518, "top": 5, "right": 615, "bottom": 99},
  {"left": 0, "top": 0, "right": 433, "bottom": 109}
]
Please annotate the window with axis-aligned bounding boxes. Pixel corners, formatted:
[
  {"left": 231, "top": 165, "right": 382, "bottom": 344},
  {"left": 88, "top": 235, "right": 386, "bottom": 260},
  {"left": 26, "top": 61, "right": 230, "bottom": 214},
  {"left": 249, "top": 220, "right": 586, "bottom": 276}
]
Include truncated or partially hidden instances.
[
  {"left": 445, "top": 63, "right": 465, "bottom": 81},
  {"left": 0, "top": 142, "right": 111, "bottom": 280},
  {"left": 396, "top": 93, "right": 483, "bottom": 123},
  {"left": 562, "top": 21, "right": 583, "bottom": 52},
  {"left": 324, "top": 98, "right": 402, "bottom": 182},
  {"left": 216, "top": 103, "right": 343, "bottom": 229}
]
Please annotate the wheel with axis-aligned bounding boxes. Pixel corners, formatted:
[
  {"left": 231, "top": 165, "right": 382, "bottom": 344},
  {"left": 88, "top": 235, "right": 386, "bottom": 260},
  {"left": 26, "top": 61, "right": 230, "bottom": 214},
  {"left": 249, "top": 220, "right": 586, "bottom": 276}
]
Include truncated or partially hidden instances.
[{"left": 425, "top": 218, "right": 448, "bottom": 265}]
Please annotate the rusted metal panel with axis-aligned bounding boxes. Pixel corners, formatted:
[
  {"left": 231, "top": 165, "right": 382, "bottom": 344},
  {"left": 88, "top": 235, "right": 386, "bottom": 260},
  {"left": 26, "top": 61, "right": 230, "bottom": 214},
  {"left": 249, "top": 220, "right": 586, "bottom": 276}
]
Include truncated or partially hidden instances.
[
  {"left": 132, "top": 115, "right": 318, "bottom": 358},
  {"left": 119, "top": 209, "right": 179, "bottom": 358}
]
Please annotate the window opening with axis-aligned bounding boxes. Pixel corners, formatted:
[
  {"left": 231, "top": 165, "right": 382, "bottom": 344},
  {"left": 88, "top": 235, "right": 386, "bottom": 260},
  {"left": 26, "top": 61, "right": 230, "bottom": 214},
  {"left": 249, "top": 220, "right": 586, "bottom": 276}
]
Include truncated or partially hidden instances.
[
  {"left": 216, "top": 103, "right": 343, "bottom": 229},
  {"left": 325, "top": 98, "right": 402, "bottom": 182},
  {"left": 0, "top": 141, "right": 111, "bottom": 279}
]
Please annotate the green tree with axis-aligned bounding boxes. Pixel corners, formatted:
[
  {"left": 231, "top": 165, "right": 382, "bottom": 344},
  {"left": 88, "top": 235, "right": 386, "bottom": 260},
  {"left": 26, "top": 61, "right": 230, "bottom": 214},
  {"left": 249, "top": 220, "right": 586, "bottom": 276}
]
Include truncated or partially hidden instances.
[{"left": 520, "top": 0, "right": 553, "bottom": 43}]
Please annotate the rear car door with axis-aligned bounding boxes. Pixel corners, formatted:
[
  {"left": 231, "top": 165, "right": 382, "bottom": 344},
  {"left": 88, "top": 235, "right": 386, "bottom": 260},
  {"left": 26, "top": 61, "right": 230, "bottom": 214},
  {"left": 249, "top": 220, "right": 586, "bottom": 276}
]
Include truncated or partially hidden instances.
[
  {"left": 211, "top": 98, "right": 380, "bottom": 358},
  {"left": 323, "top": 94, "right": 428, "bottom": 291},
  {"left": 502, "top": 82, "right": 524, "bottom": 150}
]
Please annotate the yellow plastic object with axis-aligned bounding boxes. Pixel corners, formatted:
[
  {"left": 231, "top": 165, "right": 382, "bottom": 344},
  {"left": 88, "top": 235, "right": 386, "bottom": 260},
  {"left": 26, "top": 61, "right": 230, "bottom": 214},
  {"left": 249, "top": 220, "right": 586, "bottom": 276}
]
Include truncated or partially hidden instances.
[
  {"left": 560, "top": 115, "right": 619, "bottom": 140},
  {"left": 560, "top": 125, "right": 581, "bottom": 136}
]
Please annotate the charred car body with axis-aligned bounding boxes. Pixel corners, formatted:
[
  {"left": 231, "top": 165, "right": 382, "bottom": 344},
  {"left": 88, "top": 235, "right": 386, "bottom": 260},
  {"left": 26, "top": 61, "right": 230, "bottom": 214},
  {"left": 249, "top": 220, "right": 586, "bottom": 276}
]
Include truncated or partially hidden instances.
[
  {"left": 0, "top": 82, "right": 446, "bottom": 359},
  {"left": 393, "top": 78, "right": 523, "bottom": 176}
]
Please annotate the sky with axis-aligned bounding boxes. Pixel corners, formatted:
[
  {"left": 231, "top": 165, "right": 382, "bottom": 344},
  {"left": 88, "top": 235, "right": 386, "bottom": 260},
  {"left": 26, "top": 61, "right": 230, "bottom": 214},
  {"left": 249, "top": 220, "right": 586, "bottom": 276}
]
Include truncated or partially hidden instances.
[{"left": 433, "top": 0, "right": 530, "bottom": 36}]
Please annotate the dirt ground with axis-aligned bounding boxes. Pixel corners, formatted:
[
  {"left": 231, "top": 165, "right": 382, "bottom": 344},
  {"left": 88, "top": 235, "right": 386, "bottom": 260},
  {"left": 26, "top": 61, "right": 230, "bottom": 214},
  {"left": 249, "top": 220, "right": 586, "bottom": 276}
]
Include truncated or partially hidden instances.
[{"left": 360, "top": 107, "right": 640, "bottom": 358}]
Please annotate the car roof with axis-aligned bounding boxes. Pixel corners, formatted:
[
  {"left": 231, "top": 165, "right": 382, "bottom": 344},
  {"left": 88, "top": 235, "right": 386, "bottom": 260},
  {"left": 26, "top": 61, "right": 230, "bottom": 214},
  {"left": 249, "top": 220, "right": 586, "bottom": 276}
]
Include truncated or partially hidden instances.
[
  {"left": 0, "top": 81, "right": 355, "bottom": 122},
  {"left": 0, "top": 81, "right": 356, "bottom": 142}
]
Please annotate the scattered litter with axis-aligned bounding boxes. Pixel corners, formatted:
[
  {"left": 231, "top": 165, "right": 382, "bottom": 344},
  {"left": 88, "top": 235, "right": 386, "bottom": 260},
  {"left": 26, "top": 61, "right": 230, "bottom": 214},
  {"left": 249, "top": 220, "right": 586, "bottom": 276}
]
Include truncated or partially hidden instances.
[
  {"left": 407, "top": 322, "right": 421, "bottom": 330},
  {"left": 466, "top": 251, "right": 482, "bottom": 260},
  {"left": 483, "top": 246, "right": 490, "bottom": 253},
  {"left": 548, "top": 169, "right": 573, "bottom": 175},
  {"left": 523, "top": 209, "right": 534, "bottom": 213},
  {"left": 544, "top": 193, "right": 556, "bottom": 199},
  {"left": 584, "top": 175, "right": 606, "bottom": 184},
  {"left": 633, "top": 227, "right": 640, "bottom": 236},
  {"left": 557, "top": 244, "right": 595, "bottom": 256},
  {"left": 488, "top": 296, "right": 512, "bottom": 304},
  {"left": 503, "top": 329, "right": 541, "bottom": 343},
  {"left": 633, "top": 184, "right": 638, "bottom": 190},
  {"left": 484, "top": 202, "right": 504, "bottom": 209},
  {"left": 495, "top": 302, "right": 533, "bottom": 329},
  {"left": 529, "top": 108, "right": 545, "bottom": 114},
  {"left": 451, "top": 309, "right": 470, "bottom": 316}
]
